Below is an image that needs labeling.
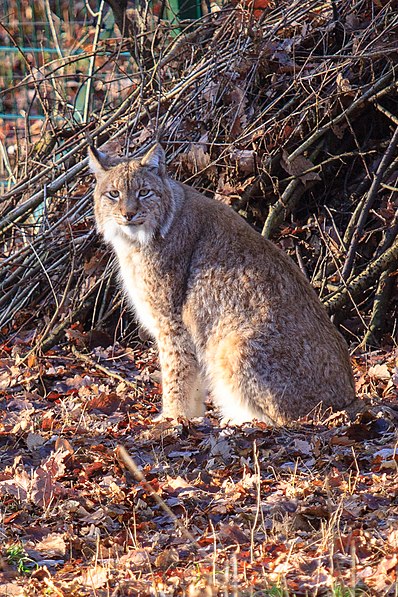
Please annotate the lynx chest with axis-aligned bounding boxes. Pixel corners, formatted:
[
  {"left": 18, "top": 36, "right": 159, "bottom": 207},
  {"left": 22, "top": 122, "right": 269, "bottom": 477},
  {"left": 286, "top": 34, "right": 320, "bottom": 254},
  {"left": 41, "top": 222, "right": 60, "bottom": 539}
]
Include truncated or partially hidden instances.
[{"left": 116, "top": 249, "right": 160, "bottom": 339}]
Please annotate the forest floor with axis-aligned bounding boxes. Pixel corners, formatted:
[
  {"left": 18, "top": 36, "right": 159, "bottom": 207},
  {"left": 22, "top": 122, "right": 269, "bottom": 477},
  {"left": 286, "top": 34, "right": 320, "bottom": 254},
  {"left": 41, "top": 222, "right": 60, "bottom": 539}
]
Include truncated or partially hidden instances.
[{"left": 1, "top": 341, "right": 398, "bottom": 596}]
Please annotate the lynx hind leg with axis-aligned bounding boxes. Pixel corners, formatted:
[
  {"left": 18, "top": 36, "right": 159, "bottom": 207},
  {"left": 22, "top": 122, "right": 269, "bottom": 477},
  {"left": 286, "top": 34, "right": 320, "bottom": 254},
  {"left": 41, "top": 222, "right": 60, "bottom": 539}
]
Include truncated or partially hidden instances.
[
  {"left": 207, "top": 331, "right": 281, "bottom": 426},
  {"left": 211, "top": 380, "right": 262, "bottom": 425}
]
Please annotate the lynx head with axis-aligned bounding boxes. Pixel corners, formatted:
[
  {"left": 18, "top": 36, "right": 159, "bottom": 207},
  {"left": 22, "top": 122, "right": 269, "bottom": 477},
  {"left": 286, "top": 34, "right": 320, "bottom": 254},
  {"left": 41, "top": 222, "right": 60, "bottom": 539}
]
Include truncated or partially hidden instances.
[{"left": 89, "top": 143, "right": 176, "bottom": 246}]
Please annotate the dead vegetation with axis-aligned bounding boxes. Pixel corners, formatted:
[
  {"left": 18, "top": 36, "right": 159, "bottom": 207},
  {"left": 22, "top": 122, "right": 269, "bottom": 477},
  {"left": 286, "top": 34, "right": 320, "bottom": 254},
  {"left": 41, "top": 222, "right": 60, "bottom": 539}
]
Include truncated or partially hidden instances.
[
  {"left": 1, "top": 0, "right": 398, "bottom": 350},
  {"left": 1, "top": 0, "right": 398, "bottom": 594},
  {"left": 0, "top": 344, "right": 398, "bottom": 595}
]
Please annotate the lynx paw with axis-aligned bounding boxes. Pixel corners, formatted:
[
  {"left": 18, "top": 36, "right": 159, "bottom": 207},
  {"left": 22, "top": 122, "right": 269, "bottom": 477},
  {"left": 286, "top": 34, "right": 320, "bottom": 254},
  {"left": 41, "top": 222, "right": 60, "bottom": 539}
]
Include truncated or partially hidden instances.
[
  {"left": 152, "top": 411, "right": 204, "bottom": 425},
  {"left": 152, "top": 411, "right": 182, "bottom": 424}
]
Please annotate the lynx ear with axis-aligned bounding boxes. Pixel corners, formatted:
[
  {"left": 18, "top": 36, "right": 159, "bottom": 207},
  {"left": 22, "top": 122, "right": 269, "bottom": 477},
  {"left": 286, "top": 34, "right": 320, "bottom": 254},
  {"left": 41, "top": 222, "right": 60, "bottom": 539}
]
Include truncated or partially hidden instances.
[
  {"left": 88, "top": 145, "right": 110, "bottom": 177},
  {"left": 140, "top": 144, "right": 166, "bottom": 176}
]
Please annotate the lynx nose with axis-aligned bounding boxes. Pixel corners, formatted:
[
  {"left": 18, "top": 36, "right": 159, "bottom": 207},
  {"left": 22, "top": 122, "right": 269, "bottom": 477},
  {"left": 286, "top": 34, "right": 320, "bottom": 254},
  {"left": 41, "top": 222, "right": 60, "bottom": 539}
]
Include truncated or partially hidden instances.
[{"left": 121, "top": 210, "right": 136, "bottom": 222}]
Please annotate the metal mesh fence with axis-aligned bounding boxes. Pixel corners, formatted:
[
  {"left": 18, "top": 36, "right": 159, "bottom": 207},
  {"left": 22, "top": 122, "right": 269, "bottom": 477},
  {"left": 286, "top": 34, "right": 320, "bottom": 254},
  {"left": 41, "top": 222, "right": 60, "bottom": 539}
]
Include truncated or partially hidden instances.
[
  {"left": 0, "top": 0, "right": 133, "bottom": 193},
  {"left": 0, "top": 0, "right": 210, "bottom": 194}
]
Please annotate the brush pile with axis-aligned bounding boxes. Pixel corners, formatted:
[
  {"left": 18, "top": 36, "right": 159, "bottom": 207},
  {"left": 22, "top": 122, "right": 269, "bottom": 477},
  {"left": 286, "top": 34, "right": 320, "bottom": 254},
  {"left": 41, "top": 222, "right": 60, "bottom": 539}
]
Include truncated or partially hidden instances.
[{"left": 1, "top": 0, "right": 397, "bottom": 352}]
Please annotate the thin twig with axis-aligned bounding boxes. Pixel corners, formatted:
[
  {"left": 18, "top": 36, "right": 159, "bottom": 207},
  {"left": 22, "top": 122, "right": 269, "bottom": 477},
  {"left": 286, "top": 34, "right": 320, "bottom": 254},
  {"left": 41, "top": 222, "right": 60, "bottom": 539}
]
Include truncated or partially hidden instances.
[
  {"left": 116, "top": 445, "right": 199, "bottom": 548},
  {"left": 261, "top": 143, "right": 322, "bottom": 238},
  {"left": 71, "top": 346, "right": 140, "bottom": 393},
  {"left": 324, "top": 237, "right": 398, "bottom": 314},
  {"left": 287, "top": 70, "right": 396, "bottom": 164},
  {"left": 341, "top": 126, "right": 398, "bottom": 280}
]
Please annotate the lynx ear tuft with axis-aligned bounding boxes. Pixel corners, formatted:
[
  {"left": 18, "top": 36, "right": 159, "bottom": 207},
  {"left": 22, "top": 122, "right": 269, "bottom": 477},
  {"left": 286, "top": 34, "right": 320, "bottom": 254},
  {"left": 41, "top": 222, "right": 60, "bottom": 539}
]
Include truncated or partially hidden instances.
[
  {"left": 140, "top": 144, "right": 166, "bottom": 176},
  {"left": 88, "top": 145, "right": 110, "bottom": 177}
]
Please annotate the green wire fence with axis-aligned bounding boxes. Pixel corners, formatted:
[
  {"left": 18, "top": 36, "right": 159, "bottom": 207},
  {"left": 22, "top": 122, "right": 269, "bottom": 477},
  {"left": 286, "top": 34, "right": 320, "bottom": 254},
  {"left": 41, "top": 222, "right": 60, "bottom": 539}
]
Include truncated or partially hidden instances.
[{"left": 0, "top": 0, "right": 204, "bottom": 193}]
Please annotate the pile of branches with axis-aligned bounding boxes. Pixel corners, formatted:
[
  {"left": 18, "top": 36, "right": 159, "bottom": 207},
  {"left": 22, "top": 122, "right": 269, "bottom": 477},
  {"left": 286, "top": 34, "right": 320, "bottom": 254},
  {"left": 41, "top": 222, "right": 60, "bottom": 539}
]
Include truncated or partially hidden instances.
[{"left": 1, "top": 0, "right": 397, "bottom": 353}]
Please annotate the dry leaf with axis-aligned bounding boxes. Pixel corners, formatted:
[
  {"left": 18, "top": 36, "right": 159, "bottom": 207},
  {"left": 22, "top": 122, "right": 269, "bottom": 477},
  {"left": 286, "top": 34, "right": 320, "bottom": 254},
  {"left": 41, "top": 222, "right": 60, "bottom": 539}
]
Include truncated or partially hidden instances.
[
  {"left": 214, "top": 175, "right": 241, "bottom": 205},
  {"left": 120, "top": 549, "right": 150, "bottom": 568},
  {"left": 26, "top": 432, "right": 45, "bottom": 451},
  {"left": 387, "top": 528, "right": 398, "bottom": 549},
  {"left": 27, "top": 353, "right": 37, "bottom": 368},
  {"left": 0, "top": 370, "right": 11, "bottom": 390},
  {"left": 376, "top": 554, "right": 398, "bottom": 575},
  {"left": 137, "top": 126, "right": 153, "bottom": 145},
  {"left": 30, "top": 449, "right": 68, "bottom": 508},
  {"left": 293, "top": 438, "right": 312, "bottom": 455},
  {"left": 185, "top": 134, "right": 211, "bottom": 174},
  {"left": 79, "top": 565, "right": 108, "bottom": 589},
  {"left": 368, "top": 363, "right": 390, "bottom": 381},
  {"left": 230, "top": 149, "right": 256, "bottom": 174},
  {"left": 34, "top": 533, "right": 66, "bottom": 558},
  {"left": 0, "top": 470, "right": 30, "bottom": 501},
  {"left": 164, "top": 475, "right": 192, "bottom": 492},
  {"left": 155, "top": 548, "right": 179, "bottom": 568},
  {"left": 219, "top": 523, "right": 250, "bottom": 545},
  {"left": 54, "top": 437, "right": 74, "bottom": 455},
  {"left": 337, "top": 72, "right": 353, "bottom": 94},
  {"left": 0, "top": 582, "right": 25, "bottom": 596},
  {"left": 281, "top": 150, "right": 321, "bottom": 184}
]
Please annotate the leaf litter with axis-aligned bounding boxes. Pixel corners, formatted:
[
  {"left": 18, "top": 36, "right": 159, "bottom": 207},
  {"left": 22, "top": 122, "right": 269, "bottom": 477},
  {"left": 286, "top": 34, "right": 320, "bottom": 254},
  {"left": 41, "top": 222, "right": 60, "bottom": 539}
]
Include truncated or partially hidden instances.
[{"left": 0, "top": 341, "right": 398, "bottom": 595}]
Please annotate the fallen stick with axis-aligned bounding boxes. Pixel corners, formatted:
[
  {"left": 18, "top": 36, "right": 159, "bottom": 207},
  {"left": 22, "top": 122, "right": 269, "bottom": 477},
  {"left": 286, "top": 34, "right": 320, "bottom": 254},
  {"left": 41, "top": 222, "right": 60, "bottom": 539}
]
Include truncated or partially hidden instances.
[
  {"left": 116, "top": 445, "right": 199, "bottom": 548},
  {"left": 287, "top": 70, "right": 396, "bottom": 164},
  {"left": 363, "top": 265, "right": 396, "bottom": 347},
  {"left": 324, "top": 237, "right": 398, "bottom": 314},
  {"left": 71, "top": 346, "right": 141, "bottom": 393},
  {"left": 341, "top": 125, "right": 398, "bottom": 280}
]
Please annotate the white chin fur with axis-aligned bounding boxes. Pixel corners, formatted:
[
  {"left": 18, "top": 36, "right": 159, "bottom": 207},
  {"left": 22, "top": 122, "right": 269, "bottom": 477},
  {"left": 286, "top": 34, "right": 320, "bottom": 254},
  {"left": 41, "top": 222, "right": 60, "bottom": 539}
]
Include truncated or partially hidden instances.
[{"left": 103, "top": 220, "right": 153, "bottom": 247}]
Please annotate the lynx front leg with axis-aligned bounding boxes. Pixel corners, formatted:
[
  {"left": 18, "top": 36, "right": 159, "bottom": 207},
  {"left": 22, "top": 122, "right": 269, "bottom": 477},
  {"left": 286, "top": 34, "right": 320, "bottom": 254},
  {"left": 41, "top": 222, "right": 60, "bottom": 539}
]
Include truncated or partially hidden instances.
[{"left": 156, "top": 328, "right": 205, "bottom": 421}]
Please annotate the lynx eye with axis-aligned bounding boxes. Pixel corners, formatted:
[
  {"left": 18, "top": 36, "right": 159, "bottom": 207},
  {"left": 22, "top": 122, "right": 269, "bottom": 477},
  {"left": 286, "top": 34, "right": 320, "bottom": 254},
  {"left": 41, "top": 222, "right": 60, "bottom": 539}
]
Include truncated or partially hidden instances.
[
  {"left": 138, "top": 188, "right": 150, "bottom": 197},
  {"left": 107, "top": 189, "right": 120, "bottom": 200}
]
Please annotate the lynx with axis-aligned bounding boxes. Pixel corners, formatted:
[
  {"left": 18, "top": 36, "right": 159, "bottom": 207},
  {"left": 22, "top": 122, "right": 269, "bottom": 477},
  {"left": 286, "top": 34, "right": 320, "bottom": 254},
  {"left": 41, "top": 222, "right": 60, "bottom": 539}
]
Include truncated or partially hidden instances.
[{"left": 89, "top": 143, "right": 356, "bottom": 425}]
